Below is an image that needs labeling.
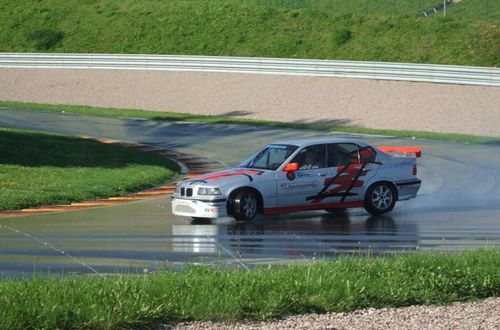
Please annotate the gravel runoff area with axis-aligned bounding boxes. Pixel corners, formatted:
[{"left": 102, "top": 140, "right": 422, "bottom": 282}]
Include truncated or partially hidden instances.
[
  {"left": 1, "top": 68, "right": 500, "bottom": 136},
  {"left": 164, "top": 297, "right": 500, "bottom": 330}
]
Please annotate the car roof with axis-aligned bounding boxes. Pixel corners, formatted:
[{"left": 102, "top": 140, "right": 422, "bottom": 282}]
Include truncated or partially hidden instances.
[{"left": 270, "top": 137, "right": 368, "bottom": 148}]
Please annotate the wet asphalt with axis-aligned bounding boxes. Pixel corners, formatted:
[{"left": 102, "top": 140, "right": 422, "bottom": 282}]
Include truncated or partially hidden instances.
[{"left": 0, "top": 109, "right": 499, "bottom": 277}]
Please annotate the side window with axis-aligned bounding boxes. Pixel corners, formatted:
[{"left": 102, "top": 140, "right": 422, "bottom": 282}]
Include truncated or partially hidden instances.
[
  {"left": 291, "top": 144, "right": 326, "bottom": 170},
  {"left": 327, "top": 143, "right": 359, "bottom": 167},
  {"left": 359, "top": 146, "right": 376, "bottom": 163},
  {"left": 250, "top": 147, "right": 290, "bottom": 170}
]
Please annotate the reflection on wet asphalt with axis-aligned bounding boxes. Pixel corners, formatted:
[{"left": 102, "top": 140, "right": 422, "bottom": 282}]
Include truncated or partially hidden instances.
[{"left": 0, "top": 109, "right": 499, "bottom": 277}]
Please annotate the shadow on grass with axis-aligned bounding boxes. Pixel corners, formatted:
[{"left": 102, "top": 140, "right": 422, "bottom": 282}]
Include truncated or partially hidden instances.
[
  {"left": 149, "top": 114, "right": 352, "bottom": 131},
  {"left": 481, "top": 140, "right": 500, "bottom": 146},
  {"left": 219, "top": 110, "right": 254, "bottom": 117},
  {"left": 0, "top": 129, "right": 174, "bottom": 168},
  {"left": 292, "top": 118, "right": 352, "bottom": 126},
  {"left": 2, "top": 101, "right": 499, "bottom": 144},
  {"left": 121, "top": 116, "right": 356, "bottom": 157}
]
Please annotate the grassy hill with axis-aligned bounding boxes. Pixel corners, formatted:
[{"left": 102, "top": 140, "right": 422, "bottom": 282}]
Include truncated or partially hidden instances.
[
  {"left": 0, "top": 0, "right": 498, "bottom": 66},
  {"left": 0, "top": 127, "right": 179, "bottom": 211}
]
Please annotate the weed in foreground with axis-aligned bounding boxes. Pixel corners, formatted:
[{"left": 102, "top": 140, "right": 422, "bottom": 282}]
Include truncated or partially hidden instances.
[{"left": 0, "top": 249, "right": 498, "bottom": 329}]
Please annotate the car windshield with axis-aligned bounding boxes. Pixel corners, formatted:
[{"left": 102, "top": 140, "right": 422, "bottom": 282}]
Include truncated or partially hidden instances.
[{"left": 241, "top": 144, "right": 298, "bottom": 170}]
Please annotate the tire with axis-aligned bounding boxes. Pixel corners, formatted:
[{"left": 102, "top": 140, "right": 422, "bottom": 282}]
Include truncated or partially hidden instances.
[
  {"left": 364, "top": 182, "right": 397, "bottom": 215},
  {"left": 230, "top": 189, "right": 259, "bottom": 221},
  {"left": 191, "top": 217, "right": 212, "bottom": 225}
]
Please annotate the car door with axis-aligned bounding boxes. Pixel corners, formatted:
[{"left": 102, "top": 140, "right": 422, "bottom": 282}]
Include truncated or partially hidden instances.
[
  {"left": 276, "top": 144, "right": 335, "bottom": 208},
  {"left": 315, "top": 143, "right": 379, "bottom": 204}
]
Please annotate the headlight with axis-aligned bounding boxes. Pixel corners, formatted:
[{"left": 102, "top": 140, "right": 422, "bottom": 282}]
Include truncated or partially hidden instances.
[
  {"left": 175, "top": 184, "right": 180, "bottom": 194},
  {"left": 197, "top": 187, "right": 222, "bottom": 196}
]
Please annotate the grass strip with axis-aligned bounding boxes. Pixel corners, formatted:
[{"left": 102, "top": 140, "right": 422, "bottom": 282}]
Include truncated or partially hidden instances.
[
  {"left": 0, "top": 127, "right": 179, "bottom": 211},
  {"left": 0, "top": 0, "right": 498, "bottom": 66},
  {"left": 2, "top": 101, "right": 500, "bottom": 144},
  {"left": 0, "top": 249, "right": 498, "bottom": 329}
]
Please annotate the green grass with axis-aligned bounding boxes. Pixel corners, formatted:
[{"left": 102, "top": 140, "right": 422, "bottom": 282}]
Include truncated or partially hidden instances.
[
  {"left": 247, "top": 0, "right": 498, "bottom": 19},
  {"left": 0, "top": 0, "right": 498, "bottom": 66},
  {"left": 0, "top": 127, "right": 179, "bottom": 211},
  {"left": 2, "top": 101, "right": 500, "bottom": 145},
  {"left": 0, "top": 249, "right": 498, "bottom": 329}
]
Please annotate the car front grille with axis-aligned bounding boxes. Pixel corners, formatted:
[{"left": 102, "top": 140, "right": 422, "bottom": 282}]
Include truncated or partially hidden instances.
[{"left": 179, "top": 187, "right": 193, "bottom": 197}]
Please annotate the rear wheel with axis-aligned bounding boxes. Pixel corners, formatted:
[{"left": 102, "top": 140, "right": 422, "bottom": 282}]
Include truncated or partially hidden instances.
[
  {"left": 364, "top": 182, "right": 397, "bottom": 215},
  {"left": 230, "top": 189, "right": 258, "bottom": 221}
]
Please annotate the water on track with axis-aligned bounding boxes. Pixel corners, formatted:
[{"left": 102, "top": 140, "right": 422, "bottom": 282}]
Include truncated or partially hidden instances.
[{"left": 0, "top": 109, "right": 499, "bottom": 277}]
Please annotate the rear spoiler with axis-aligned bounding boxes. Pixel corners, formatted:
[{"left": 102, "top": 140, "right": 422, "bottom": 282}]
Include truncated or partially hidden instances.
[{"left": 377, "top": 146, "right": 422, "bottom": 158}]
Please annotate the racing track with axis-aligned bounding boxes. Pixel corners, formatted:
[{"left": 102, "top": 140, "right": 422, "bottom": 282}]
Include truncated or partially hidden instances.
[{"left": 0, "top": 109, "right": 499, "bottom": 277}]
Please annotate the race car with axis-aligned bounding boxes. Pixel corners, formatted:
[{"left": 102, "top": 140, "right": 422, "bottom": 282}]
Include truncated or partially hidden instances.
[{"left": 172, "top": 138, "right": 422, "bottom": 221}]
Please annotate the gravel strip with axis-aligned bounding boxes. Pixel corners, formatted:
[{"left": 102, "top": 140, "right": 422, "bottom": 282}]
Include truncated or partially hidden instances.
[
  {"left": 163, "top": 297, "right": 500, "bottom": 330},
  {"left": 1, "top": 68, "right": 499, "bottom": 136}
]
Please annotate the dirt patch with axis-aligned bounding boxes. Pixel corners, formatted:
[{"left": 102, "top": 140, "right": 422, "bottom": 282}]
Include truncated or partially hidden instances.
[{"left": 165, "top": 297, "right": 500, "bottom": 330}]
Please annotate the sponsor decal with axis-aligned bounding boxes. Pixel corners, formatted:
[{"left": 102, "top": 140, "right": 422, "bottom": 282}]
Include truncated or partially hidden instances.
[
  {"left": 287, "top": 172, "right": 296, "bottom": 181},
  {"left": 268, "top": 144, "right": 289, "bottom": 149},
  {"left": 264, "top": 200, "right": 364, "bottom": 215},
  {"left": 296, "top": 172, "right": 313, "bottom": 177},
  {"left": 280, "top": 181, "right": 319, "bottom": 190}
]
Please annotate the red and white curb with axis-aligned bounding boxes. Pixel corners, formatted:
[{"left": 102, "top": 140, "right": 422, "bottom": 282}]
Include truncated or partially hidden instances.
[{"left": 0, "top": 137, "right": 223, "bottom": 217}]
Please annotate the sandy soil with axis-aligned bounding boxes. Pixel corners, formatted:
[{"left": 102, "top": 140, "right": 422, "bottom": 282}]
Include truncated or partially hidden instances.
[{"left": 0, "top": 68, "right": 499, "bottom": 136}]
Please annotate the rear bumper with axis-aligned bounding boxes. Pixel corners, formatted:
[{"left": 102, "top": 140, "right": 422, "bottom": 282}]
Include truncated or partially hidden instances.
[
  {"left": 396, "top": 179, "right": 421, "bottom": 200},
  {"left": 171, "top": 196, "right": 228, "bottom": 218}
]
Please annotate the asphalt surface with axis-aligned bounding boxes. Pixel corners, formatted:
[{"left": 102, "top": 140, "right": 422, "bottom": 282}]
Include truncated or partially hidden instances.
[{"left": 1, "top": 109, "right": 499, "bottom": 277}]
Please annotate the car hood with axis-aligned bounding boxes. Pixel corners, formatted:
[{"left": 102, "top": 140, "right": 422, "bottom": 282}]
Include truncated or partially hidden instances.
[{"left": 185, "top": 168, "right": 271, "bottom": 187}]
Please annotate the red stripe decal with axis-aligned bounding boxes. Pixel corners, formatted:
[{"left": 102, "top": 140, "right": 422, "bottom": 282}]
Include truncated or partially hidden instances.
[
  {"left": 194, "top": 169, "right": 264, "bottom": 181},
  {"left": 264, "top": 200, "right": 364, "bottom": 215},
  {"left": 308, "top": 164, "right": 367, "bottom": 203}
]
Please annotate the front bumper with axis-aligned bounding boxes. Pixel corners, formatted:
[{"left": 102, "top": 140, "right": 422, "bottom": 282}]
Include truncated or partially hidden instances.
[{"left": 171, "top": 196, "right": 228, "bottom": 218}]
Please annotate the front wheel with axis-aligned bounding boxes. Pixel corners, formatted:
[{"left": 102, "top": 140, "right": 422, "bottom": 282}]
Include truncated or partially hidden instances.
[
  {"left": 191, "top": 217, "right": 211, "bottom": 224},
  {"left": 230, "top": 189, "right": 259, "bottom": 221},
  {"left": 364, "top": 182, "right": 397, "bottom": 215}
]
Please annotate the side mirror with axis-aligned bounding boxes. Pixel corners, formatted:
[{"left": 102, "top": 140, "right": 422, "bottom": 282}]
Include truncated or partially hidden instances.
[{"left": 283, "top": 162, "right": 299, "bottom": 172}]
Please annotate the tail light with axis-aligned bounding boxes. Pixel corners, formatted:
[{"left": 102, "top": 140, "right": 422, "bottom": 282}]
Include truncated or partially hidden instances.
[{"left": 412, "top": 164, "right": 417, "bottom": 176}]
